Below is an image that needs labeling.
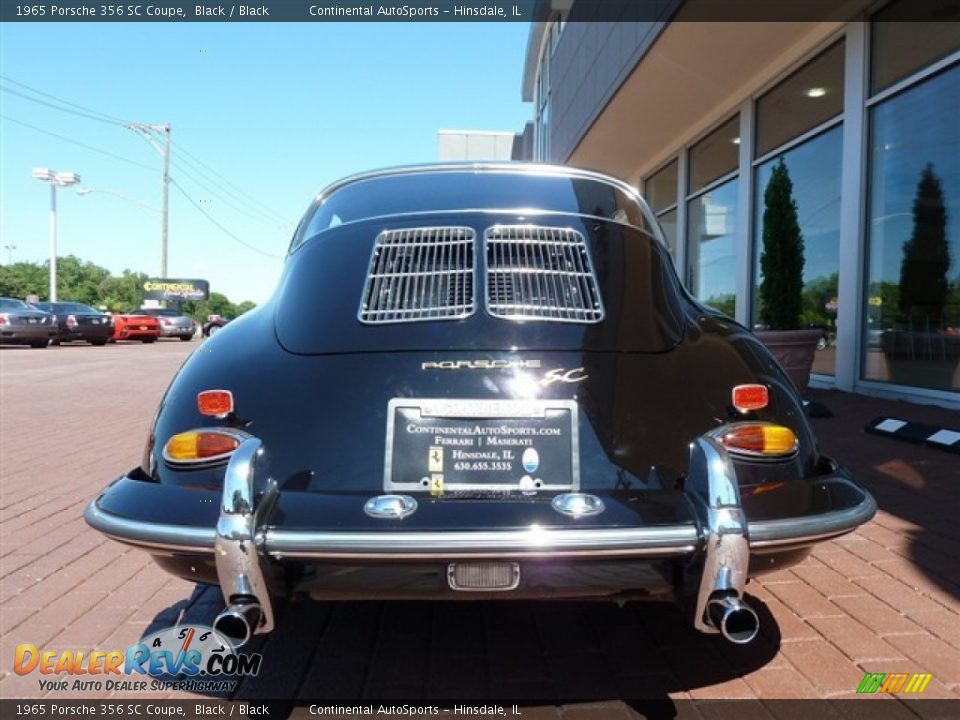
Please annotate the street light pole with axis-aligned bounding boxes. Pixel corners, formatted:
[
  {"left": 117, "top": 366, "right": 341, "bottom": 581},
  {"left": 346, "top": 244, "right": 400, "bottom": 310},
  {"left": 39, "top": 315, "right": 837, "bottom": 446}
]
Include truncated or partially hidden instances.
[
  {"left": 32, "top": 168, "right": 80, "bottom": 302},
  {"left": 3, "top": 244, "right": 15, "bottom": 264},
  {"left": 49, "top": 181, "right": 57, "bottom": 301}
]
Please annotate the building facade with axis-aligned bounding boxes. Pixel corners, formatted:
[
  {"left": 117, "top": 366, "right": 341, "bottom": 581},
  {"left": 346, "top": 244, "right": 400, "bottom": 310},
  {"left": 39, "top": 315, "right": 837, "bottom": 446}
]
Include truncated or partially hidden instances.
[
  {"left": 522, "top": 0, "right": 960, "bottom": 407},
  {"left": 437, "top": 130, "right": 525, "bottom": 161}
]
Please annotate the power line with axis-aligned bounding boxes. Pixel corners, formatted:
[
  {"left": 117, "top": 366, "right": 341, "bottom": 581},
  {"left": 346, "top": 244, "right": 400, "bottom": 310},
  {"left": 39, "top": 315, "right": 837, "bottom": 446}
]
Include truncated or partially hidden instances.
[
  {"left": 1, "top": 114, "right": 157, "bottom": 171},
  {"left": 169, "top": 138, "right": 291, "bottom": 226},
  {"left": 170, "top": 156, "right": 290, "bottom": 230},
  {"left": 2, "top": 75, "right": 291, "bottom": 230},
  {"left": 169, "top": 177, "right": 283, "bottom": 259},
  {"left": 0, "top": 75, "right": 133, "bottom": 125},
  {"left": 0, "top": 85, "right": 129, "bottom": 127}
]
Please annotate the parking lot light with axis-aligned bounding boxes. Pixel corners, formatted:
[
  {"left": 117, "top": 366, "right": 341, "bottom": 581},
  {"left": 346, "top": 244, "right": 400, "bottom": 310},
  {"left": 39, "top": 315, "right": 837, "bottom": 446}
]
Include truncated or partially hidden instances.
[{"left": 32, "top": 167, "right": 81, "bottom": 302}]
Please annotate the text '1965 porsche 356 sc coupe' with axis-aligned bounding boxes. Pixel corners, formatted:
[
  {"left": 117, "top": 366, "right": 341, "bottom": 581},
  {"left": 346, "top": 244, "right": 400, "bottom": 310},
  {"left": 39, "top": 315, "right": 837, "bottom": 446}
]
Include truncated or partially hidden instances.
[{"left": 85, "top": 163, "right": 876, "bottom": 648}]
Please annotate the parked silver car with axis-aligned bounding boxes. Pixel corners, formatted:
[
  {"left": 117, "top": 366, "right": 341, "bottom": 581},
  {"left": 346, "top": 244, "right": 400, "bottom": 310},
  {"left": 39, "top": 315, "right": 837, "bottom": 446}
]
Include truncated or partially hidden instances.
[
  {"left": 0, "top": 297, "right": 58, "bottom": 348},
  {"left": 140, "top": 308, "right": 196, "bottom": 341}
]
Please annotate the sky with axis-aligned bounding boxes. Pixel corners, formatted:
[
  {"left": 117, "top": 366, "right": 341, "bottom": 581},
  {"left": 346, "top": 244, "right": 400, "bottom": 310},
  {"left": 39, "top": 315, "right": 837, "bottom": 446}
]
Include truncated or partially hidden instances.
[{"left": 0, "top": 22, "right": 533, "bottom": 304}]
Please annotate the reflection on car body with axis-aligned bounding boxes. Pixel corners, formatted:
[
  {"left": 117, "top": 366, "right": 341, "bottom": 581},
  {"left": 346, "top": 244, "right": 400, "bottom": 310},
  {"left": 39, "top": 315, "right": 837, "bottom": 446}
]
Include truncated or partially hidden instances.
[{"left": 85, "top": 163, "right": 875, "bottom": 649}]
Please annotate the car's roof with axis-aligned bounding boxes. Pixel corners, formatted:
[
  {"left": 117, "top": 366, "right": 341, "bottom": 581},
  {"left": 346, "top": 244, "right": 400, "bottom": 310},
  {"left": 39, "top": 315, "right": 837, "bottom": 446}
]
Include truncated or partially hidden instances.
[{"left": 313, "top": 162, "right": 651, "bottom": 214}]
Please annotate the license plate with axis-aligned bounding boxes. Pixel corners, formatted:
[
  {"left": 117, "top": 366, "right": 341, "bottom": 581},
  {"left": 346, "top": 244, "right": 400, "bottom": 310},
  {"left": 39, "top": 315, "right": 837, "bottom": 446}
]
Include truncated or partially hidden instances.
[
  {"left": 27, "top": 318, "right": 37, "bottom": 324},
  {"left": 384, "top": 398, "right": 579, "bottom": 494},
  {"left": 140, "top": 326, "right": 147, "bottom": 330}
]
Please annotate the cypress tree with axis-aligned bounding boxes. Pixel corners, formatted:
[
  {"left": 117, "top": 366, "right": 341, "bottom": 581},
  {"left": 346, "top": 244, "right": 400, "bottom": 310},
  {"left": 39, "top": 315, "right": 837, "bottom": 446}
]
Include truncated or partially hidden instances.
[
  {"left": 899, "top": 163, "right": 950, "bottom": 323},
  {"left": 759, "top": 158, "right": 805, "bottom": 330}
]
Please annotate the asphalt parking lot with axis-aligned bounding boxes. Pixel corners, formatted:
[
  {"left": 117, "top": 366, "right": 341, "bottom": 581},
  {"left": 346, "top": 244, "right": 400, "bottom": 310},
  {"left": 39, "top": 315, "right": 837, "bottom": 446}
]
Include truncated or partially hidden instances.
[{"left": 1, "top": 340, "right": 958, "bottom": 716}]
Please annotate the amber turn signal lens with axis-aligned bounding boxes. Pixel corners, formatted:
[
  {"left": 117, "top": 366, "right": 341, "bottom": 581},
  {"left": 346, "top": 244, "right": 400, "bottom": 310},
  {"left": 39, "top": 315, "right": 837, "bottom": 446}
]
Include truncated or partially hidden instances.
[
  {"left": 164, "top": 431, "right": 240, "bottom": 463},
  {"left": 197, "top": 390, "right": 234, "bottom": 417},
  {"left": 721, "top": 424, "right": 798, "bottom": 457},
  {"left": 732, "top": 384, "right": 768, "bottom": 412}
]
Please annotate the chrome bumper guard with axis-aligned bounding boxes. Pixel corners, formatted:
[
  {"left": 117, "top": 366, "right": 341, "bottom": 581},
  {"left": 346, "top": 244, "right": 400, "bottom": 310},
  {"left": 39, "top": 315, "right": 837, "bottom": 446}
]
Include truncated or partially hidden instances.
[{"left": 85, "top": 435, "right": 876, "bottom": 642}]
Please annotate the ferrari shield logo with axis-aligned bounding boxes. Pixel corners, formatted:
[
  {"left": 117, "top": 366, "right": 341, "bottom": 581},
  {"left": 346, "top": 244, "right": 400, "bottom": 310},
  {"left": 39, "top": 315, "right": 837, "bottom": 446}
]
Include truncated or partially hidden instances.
[{"left": 428, "top": 446, "right": 443, "bottom": 473}]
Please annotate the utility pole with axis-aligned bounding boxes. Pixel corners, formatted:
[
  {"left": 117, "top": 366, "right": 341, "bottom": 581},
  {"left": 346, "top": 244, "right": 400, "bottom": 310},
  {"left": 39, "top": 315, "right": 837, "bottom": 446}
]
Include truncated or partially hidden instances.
[
  {"left": 160, "top": 123, "right": 171, "bottom": 278},
  {"left": 128, "top": 122, "right": 172, "bottom": 278}
]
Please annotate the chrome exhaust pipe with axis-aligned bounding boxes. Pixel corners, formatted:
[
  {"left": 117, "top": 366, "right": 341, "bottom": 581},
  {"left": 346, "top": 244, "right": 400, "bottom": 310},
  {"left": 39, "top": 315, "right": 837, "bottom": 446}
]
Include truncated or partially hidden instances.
[
  {"left": 706, "top": 594, "right": 759, "bottom": 645},
  {"left": 213, "top": 601, "right": 262, "bottom": 648}
]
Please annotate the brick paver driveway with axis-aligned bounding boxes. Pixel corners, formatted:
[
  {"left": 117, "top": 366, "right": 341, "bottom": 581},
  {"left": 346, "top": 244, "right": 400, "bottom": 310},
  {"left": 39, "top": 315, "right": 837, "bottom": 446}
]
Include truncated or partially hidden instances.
[{"left": 1, "top": 341, "right": 958, "bottom": 714}]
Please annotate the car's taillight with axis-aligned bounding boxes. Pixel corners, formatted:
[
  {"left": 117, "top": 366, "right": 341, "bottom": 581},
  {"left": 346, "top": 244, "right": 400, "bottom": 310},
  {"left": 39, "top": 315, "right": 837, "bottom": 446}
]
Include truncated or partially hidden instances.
[
  {"left": 0, "top": 315, "right": 7, "bottom": 325},
  {"left": 66, "top": 314, "right": 77, "bottom": 328},
  {"left": 717, "top": 423, "right": 798, "bottom": 458},
  {"left": 163, "top": 429, "right": 242, "bottom": 465},
  {"left": 732, "top": 384, "right": 768, "bottom": 413},
  {"left": 197, "top": 390, "right": 234, "bottom": 417},
  {"left": 161, "top": 319, "right": 172, "bottom": 326}
]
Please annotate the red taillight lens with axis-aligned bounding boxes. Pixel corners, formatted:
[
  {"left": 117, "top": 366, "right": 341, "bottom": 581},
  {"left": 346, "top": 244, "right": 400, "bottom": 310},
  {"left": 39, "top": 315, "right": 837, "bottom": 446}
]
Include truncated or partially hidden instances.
[
  {"left": 164, "top": 430, "right": 240, "bottom": 463},
  {"left": 0, "top": 315, "right": 7, "bottom": 325},
  {"left": 66, "top": 314, "right": 77, "bottom": 328},
  {"left": 197, "top": 390, "right": 234, "bottom": 417},
  {"left": 732, "top": 384, "right": 768, "bottom": 413},
  {"left": 721, "top": 423, "right": 798, "bottom": 457}
]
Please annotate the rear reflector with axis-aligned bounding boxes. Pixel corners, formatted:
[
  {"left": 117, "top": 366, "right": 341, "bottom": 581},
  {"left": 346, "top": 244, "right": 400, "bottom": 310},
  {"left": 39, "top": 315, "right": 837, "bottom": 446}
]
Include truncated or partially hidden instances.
[
  {"left": 164, "top": 430, "right": 240, "bottom": 464},
  {"left": 732, "top": 384, "right": 768, "bottom": 412},
  {"left": 198, "top": 390, "right": 234, "bottom": 417},
  {"left": 721, "top": 423, "right": 798, "bottom": 458}
]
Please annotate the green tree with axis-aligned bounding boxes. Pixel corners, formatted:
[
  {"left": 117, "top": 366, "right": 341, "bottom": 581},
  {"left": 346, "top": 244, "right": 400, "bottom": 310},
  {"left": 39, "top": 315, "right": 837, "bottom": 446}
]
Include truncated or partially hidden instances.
[
  {"left": 759, "top": 158, "right": 805, "bottom": 330},
  {"left": 0, "top": 261, "right": 47, "bottom": 299},
  {"left": 55, "top": 255, "right": 111, "bottom": 306},
  {"left": 234, "top": 300, "right": 256, "bottom": 316},
  {"left": 98, "top": 270, "right": 148, "bottom": 312},
  {"left": 899, "top": 163, "right": 950, "bottom": 325}
]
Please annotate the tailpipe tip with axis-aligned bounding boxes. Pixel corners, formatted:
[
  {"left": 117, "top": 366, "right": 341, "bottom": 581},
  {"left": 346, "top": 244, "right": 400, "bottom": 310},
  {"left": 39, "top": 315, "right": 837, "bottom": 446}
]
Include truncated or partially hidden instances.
[{"left": 706, "top": 595, "right": 760, "bottom": 645}]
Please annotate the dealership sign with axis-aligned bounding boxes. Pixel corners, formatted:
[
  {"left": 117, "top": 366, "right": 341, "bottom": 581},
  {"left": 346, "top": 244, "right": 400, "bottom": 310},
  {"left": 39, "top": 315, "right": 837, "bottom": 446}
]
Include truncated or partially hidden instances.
[{"left": 142, "top": 278, "right": 209, "bottom": 301}]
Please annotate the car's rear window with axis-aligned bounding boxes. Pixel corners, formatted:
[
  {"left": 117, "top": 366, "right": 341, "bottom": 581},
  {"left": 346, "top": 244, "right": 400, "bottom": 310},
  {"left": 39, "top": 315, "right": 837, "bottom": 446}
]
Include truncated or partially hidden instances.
[
  {"left": 50, "top": 302, "right": 98, "bottom": 313},
  {"left": 0, "top": 298, "right": 32, "bottom": 310},
  {"left": 296, "top": 171, "right": 652, "bottom": 247}
]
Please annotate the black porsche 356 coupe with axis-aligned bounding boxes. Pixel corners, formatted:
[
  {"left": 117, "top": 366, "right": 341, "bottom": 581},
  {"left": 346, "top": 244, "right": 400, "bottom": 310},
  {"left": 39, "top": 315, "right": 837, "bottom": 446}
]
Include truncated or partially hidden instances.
[{"left": 86, "top": 163, "right": 875, "bottom": 647}]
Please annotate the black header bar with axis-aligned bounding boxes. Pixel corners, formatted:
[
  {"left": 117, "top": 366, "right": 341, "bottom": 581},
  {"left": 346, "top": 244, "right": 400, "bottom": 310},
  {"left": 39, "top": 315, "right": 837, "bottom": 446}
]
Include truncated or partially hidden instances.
[{"left": 3, "top": 0, "right": 959, "bottom": 23}]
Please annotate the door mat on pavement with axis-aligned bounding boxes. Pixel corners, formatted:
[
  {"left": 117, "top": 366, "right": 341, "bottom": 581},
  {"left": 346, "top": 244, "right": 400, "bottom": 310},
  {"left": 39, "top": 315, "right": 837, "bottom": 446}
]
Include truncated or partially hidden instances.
[{"left": 865, "top": 416, "right": 960, "bottom": 455}]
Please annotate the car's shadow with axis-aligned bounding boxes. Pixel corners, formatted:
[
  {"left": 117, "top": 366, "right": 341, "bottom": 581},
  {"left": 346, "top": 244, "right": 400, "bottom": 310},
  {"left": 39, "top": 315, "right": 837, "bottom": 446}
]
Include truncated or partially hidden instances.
[{"left": 141, "top": 584, "right": 781, "bottom": 715}]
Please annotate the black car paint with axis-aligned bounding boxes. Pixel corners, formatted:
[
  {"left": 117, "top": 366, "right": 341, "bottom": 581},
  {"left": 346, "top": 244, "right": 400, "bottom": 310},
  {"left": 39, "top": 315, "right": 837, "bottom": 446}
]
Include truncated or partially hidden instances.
[
  {"left": 32, "top": 301, "right": 112, "bottom": 345},
  {"left": 89, "top": 169, "right": 872, "bottom": 606}
]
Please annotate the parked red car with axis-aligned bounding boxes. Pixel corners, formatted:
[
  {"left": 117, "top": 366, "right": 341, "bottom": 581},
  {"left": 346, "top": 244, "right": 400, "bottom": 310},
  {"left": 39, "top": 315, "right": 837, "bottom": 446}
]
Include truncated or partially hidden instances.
[{"left": 110, "top": 312, "right": 160, "bottom": 343}]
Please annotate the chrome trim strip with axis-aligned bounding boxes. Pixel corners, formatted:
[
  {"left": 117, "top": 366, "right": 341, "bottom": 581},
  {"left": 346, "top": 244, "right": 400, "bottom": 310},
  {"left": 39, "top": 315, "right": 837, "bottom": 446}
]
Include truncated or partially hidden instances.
[
  {"left": 262, "top": 526, "right": 699, "bottom": 560},
  {"left": 83, "top": 500, "right": 216, "bottom": 553},
  {"left": 291, "top": 162, "right": 664, "bottom": 252},
  {"left": 748, "top": 491, "right": 877, "bottom": 548}
]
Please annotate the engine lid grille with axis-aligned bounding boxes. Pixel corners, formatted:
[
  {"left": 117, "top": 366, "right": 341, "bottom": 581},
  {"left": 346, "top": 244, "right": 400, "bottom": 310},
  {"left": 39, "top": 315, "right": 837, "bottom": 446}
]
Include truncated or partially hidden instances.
[
  {"left": 485, "top": 225, "right": 605, "bottom": 323},
  {"left": 359, "top": 227, "right": 476, "bottom": 324}
]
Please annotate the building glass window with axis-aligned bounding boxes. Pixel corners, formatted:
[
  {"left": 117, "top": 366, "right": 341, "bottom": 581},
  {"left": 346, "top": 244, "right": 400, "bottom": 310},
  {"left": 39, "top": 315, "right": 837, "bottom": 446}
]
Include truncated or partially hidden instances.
[
  {"left": 688, "top": 116, "right": 739, "bottom": 194},
  {"left": 863, "top": 62, "right": 960, "bottom": 392},
  {"left": 753, "top": 126, "right": 843, "bottom": 375},
  {"left": 870, "top": 0, "right": 960, "bottom": 94},
  {"left": 688, "top": 178, "right": 739, "bottom": 316},
  {"left": 645, "top": 159, "right": 679, "bottom": 256},
  {"left": 755, "top": 42, "right": 845, "bottom": 158}
]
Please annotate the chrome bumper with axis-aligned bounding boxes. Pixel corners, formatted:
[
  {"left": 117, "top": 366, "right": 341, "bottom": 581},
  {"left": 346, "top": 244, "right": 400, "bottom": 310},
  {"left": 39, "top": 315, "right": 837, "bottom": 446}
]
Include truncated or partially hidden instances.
[{"left": 84, "top": 435, "right": 876, "bottom": 644}]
